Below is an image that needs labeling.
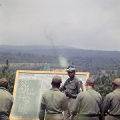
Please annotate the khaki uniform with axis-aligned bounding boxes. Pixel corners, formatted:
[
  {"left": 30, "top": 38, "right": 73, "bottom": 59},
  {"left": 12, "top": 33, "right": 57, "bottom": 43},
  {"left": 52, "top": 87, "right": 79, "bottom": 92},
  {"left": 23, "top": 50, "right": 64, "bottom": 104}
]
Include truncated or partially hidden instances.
[
  {"left": 102, "top": 89, "right": 120, "bottom": 120},
  {"left": 39, "top": 88, "right": 68, "bottom": 120},
  {"left": 60, "top": 77, "right": 81, "bottom": 120},
  {"left": 72, "top": 88, "right": 102, "bottom": 120},
  {"left": 0, "top": 87, "right": 13, "bottom": 120}
]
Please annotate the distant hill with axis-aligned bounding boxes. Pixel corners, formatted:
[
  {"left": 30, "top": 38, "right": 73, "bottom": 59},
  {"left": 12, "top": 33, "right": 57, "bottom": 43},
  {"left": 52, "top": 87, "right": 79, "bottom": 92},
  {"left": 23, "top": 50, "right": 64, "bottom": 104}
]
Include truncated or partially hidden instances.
[
  {"left": 0, "top": 45, "right": 120, "bottom": 58},
  {"left": 0, "top": 45, "right": 120, "bottom": 75}
]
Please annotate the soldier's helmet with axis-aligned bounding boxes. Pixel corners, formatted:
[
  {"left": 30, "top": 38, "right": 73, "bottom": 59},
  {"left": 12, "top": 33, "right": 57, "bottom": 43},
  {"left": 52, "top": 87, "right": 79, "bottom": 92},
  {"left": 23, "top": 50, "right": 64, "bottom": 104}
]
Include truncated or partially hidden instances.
[
  {"left": 86, "top": 77, "right": 95, "bottom": 85},
  {"left": 0, "top": 78, "right": 8, "bottom": 88},
  {"left": 66, "top": 65, "right": 76, "bottom": 72},
  {"left": 112, "top": 78, "right": 120, "bottom": 86},
  {"left": 52, "top": 76, "right": 62, "bottom": 84}
]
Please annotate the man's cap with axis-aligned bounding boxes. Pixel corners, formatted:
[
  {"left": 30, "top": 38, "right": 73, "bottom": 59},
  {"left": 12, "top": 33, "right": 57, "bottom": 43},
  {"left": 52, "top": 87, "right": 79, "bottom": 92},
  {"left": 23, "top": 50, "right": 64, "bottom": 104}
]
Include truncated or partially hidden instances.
[
  {"left": 0, "top": 78, "right": 8, "bottom": 87},
  {"left": 86, "top": 77, "right": 95, "bottom": 85},
  {"left": 66, "top": 65, "right": 76, "bottom": 72},
  {"left": 112, "top": 78, "right": 120, "bottom": 86},
  {"left": 52, "top": 76, "right": 62, "bottom": 84}
]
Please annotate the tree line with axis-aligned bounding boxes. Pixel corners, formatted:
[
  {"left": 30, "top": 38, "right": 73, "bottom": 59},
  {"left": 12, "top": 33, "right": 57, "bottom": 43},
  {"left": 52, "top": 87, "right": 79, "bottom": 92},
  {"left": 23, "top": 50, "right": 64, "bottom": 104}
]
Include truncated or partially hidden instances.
[{"left": 0, "top": 59, "right": 119, "bottom": 98}]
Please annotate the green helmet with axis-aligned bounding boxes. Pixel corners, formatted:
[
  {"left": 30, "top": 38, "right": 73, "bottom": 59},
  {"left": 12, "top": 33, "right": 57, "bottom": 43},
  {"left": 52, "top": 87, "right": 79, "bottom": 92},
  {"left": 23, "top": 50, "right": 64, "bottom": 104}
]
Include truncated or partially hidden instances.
[{"left": 66, "top": 65, "right": 76, "bottom": 72}]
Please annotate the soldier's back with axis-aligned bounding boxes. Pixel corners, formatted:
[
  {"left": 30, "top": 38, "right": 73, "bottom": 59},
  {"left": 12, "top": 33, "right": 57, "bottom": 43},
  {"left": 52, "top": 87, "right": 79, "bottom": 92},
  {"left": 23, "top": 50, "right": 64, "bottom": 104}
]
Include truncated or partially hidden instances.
[
  {"left": 77, "top": 88, "right": 101, "bottom": 114},
  {"left": 43, "top": 88, "right": 67, "bottom": 112},
  {"left": 0, "top": 87, "right": 13, "bottom": 120},
  {"left": 103, "top": 89, "right": 120, "bottom": 120},
  {"left": 73, "top": 88, "right": 102, "bottom": 120},
  {"left": 40, "top": 88, "right": 68, "bottom": 120}
]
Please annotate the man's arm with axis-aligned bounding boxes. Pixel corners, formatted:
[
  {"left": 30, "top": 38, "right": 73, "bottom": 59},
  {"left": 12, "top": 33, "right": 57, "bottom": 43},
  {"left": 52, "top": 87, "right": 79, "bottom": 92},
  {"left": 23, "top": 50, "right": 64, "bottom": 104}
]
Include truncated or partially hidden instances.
[
  {"left": 59, "top": 80, "right": 67, "bottom": 92},
  {"left": 80, "top": 81, "right": 83, "bottom": 92},
  {"left": 102, "top": 94, "right": 111, "bottom": 116},
  {"left": 39, "top": 96, "right": 46, "bottom": 120},
  {"left": 61, "top": 95, "right": 68, "bottom": 111},
  {"left": 72, "top": 93, "right": 81, "bottom": 117},
  {"left": 98, "top": 95, "right": 104, "bottom": 120},
  {"left": 77, "top": 80, "right": 81, "bottom": 93}
]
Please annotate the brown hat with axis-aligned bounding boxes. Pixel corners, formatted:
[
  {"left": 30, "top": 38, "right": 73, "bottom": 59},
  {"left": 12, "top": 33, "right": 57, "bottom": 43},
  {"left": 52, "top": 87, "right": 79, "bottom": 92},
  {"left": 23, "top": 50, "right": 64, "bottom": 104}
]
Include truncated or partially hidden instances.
[
  {"left": 112, "top": 78, "right": 120, "bottom": 86},
  {"left": 86, "top": 77, "right": 95, "bottom": 85},
  {"left": 0, "top": 78, "right": 8, "bottom": 88},
  {"left": 52, "top": 76, "right": 62, "bottom": 84}
]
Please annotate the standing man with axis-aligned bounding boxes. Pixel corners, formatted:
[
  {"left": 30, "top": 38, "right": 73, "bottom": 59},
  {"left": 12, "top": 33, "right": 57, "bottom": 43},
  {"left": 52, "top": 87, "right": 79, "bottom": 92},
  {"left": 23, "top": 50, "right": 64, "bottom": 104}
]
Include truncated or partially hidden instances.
[
  {"left": 60, "top": 65, "right": 83, "bottom": 120},
  {"left": 39, "top": 76, "right": 68, "bottom": 120},
  {"left": 72, "top": 77, "right": 102, "bottom": 120},
  {"left": 0, "top": 78, "right": 13, "bottom": 120},
  {"left": 102, "top": 78, "right": 120, "bottom": 120}
]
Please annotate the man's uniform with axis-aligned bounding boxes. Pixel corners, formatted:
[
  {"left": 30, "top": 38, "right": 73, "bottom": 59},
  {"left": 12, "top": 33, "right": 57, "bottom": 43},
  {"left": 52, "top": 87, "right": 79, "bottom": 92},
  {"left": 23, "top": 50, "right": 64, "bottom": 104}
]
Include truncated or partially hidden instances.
[
  {"left": 39, "top": 76, "right": 68, "bottom": 120},
  {"left": 0, "top": 78, "right": 13, "bottom": 120},
  {"left": 39, "top": 88, "right": 68, "bottom": 120},
  {"left": 60, "top": 77, "right": 81, "bottom": 120},
  {"left": 102, "top": 78, "right": 120, "bottom": 120},
  {"left": 72, "top": 88, "right": 102, "bottom": 120}
]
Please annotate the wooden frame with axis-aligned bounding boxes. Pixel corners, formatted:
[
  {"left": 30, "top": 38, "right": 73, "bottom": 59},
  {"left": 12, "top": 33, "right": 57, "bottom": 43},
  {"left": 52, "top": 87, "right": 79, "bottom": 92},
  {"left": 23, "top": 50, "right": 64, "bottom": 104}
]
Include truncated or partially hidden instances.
[{"left": 10, "top": 70, "right": 90, "bottom": 120}]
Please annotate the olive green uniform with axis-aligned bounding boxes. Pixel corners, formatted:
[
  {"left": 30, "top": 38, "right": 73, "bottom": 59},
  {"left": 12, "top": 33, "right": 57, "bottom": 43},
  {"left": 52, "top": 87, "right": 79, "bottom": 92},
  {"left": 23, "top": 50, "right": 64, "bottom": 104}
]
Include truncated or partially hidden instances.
[
  {"left": 39, "top": 88, "right": 68, "bottom": 120},
  {"left": 60, "top": 77, "right": 81, "bottom": 120},
  {"left": 102, "top": 89, "right": 120, "bottom": 120},
  {"left": 72, "top": 88, "right": 102, "bottom": 120},
  {"left": 0, "top": 87, "right": 13, "bottom": 120}
]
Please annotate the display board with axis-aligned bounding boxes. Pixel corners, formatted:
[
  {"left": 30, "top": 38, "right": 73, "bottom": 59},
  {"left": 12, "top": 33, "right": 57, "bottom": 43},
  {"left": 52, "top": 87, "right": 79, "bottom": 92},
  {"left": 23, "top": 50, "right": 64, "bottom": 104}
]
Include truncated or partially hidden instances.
[{"left": 10, "top": 70, "right": 89, "bottom": 120}]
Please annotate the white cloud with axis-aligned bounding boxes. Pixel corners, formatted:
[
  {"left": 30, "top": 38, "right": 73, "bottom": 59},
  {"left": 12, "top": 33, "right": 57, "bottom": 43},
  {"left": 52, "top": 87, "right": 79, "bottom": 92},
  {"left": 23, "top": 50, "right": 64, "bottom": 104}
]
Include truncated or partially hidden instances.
[{"left": 0, "top": 0, "right": 120, "bottom": 50}]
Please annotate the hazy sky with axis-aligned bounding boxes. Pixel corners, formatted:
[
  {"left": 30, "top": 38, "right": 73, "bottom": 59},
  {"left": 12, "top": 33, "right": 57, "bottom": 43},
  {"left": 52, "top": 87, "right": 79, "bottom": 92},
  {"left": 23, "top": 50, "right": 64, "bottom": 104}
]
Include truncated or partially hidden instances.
[{"left": 0, "top": 0, "right": 120, "bottom": 51}]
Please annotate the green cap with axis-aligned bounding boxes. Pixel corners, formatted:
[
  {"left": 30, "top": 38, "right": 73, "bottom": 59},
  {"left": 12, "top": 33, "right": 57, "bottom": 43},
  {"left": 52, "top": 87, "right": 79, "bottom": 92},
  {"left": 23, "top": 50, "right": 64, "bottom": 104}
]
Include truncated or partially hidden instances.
[{"left": 112, "top": 78, "right": 120, "bottom": 86}]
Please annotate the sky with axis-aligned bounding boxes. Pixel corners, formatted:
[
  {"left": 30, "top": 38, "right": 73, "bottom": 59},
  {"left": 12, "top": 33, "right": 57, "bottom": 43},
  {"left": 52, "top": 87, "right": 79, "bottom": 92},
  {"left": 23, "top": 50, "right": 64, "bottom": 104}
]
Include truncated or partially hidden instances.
[{"left": 0, "top": 0, "right": 120, "bottom": 51}]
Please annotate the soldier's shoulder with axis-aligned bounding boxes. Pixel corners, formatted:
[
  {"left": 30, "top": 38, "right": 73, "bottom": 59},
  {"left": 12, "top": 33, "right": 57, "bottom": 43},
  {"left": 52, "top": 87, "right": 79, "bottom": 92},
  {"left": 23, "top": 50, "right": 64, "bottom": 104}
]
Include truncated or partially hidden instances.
[
  {"left": 105, "top": 91, "right": 114, "bottom": 99},
  {"left": 7, "top": 91, "right": 13, "bottom": 99},
  {"left": 95, "top": 92, "right": 102, "bottom": 100},
  {"left": 74, "top": 77, "right": 80, "bottom": 83},
  {"left": 58, "top": 90, "right": 66, "bottom": 96},
  {"left": 77, "top": 91, "right": 85, "bottom": 97},
  {"left": 42, "top": 89, "right": 51, "bottom": 97},
  {"left": 55, "top": 91, "right": 66, "bottom": 100},
  {"left": 94, "top": 90, "right": 102, "bottom": 97},
  {"left": 2, "top": 89, "right": 13, "bottom": 101},
  {"left": 75, "top": 77, "right": 82, "bottom": 83},
  {"left": 65, "top": 78, "right": 70, "bottom": 83}
]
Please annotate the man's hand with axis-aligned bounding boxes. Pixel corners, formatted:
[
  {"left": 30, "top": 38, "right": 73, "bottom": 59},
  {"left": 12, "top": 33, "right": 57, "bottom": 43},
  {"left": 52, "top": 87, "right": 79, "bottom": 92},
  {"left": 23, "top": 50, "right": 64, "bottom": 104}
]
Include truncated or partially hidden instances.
[{"left": 65, "top": 91, "right": 72, "bottom": 98}]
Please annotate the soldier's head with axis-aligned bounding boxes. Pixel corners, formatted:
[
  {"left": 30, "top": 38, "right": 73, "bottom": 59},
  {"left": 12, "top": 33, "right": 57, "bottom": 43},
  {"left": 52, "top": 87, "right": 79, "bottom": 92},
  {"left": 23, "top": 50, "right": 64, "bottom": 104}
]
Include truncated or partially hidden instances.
[
  {"left": 0, "top": 78, "right": 8, "bottom": 89},
  {"left": 85, "top": 77, "right": 95, "bottom": 88},
  {"left": 51, "top": 76, "right": 62, "bottom": 88},
  {"left": 66, "top": 65, "right": 76, "bottom": 79},
  {"left": 112, "top": 78, "right": 120, "bottom": 90}
]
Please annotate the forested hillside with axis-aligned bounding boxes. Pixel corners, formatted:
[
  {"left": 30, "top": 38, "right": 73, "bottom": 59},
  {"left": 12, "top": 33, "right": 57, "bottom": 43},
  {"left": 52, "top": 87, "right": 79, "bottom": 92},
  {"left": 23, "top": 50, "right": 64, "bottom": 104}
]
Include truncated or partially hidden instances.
[
  {"left": 0, "top": 45, "right": 120, "bottom": 96},
  {"left": 0, "top": 45, "right": 120, "bottom": 75}
]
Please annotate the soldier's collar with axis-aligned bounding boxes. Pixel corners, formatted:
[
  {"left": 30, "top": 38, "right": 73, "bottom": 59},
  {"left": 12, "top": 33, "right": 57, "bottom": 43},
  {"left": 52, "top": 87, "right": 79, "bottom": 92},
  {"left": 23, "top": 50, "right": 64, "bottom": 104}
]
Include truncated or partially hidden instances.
[
  {"left": 68, "top": 77, "right": 76, "bottom": 81},
  {"left": 114, "top": 88, "right": 120, "bottom": 92},
  {"left": 51, "top": 88, "right": 59, "bottom": 91},
  {"left": 86, "top": 88, "right": 94, "bottom": 91},
  {"left": 0, "top": 87, "right": 8, "bottom": 91}
]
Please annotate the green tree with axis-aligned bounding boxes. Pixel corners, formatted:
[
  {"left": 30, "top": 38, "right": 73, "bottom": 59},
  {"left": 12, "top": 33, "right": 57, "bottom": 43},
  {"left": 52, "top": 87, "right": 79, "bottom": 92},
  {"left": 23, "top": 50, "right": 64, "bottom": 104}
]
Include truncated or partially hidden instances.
[
  {"left": 0, "top": 59, "right": 15, "bottom": 94},
  {"left": 95, "top": 74, "right": 114, "bottom": 98},
  {"left": 1, "top": 59, "right": 10, "bottom": 78}
]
